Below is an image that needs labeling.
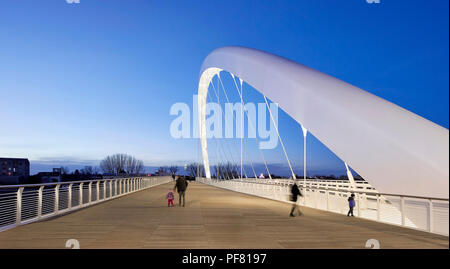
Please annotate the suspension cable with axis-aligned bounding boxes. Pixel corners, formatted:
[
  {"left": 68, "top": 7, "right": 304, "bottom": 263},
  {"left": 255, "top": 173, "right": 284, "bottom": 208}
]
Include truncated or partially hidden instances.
[
  {"left": 213, "top": 77, "right": 248, "bottom": 179},
  {"left": 209, "top": 77, "right": 242, "bottom": 179},
  {"left": 262, "top": 94, "right": 296, "bottom": 179},
  {"left": 227, "top": 74, "right": 272, "bottom": 180},
  {"left": 234, "top": 76, "right": 258, "bottom": 179},
  {"left": 212, "top": 75, "right": 249, "bottom": 179}
]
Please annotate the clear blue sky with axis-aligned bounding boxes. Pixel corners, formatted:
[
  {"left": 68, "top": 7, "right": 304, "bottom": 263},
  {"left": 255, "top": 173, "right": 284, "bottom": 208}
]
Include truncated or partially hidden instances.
[{"left": 0, "top": 0, "right": 448, "bottom": 176}]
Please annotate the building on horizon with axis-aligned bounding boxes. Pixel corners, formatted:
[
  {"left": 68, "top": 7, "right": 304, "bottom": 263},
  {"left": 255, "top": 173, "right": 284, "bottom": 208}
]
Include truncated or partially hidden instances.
[{"left": 0, "top": 157, "right": 30, "bottom": 185}]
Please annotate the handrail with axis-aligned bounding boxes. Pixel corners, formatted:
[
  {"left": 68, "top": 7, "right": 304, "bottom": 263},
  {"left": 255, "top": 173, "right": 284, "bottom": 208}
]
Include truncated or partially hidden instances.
[
  {"left": 0, "top": 176, "right": 172, "bottom": 233},
  {"left": 0, "top": 176, "right": 147, "bottom": 189},
  {"left": 223, "top": 179, "right": 448, "bottom": 201}
]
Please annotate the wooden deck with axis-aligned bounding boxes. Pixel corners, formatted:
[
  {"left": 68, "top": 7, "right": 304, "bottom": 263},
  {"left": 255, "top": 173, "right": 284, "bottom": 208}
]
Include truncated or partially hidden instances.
[{"left": 0, "top": 182, "right": 447, "bottom": 249}]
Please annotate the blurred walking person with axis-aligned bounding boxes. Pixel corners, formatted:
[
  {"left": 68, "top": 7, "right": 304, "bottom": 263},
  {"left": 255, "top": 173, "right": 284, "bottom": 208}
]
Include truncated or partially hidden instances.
[
  {"left": 290, "top": 183, "right": 303, "bottom": 217},
  {"left": 347, "top": 193, "right": 356, "bottom": 217}
]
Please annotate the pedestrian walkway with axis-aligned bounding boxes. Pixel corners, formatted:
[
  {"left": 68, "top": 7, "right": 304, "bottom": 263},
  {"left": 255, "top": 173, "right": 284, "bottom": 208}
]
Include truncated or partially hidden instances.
[{"left": 0, "top": 182, "right": 447, "bottom": 249}]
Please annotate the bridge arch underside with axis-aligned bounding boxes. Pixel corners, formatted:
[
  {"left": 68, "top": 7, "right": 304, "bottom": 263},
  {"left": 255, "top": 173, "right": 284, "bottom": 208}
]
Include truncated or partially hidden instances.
[{"left": 197, "top": 46, "right": 449, "bottom": 199}]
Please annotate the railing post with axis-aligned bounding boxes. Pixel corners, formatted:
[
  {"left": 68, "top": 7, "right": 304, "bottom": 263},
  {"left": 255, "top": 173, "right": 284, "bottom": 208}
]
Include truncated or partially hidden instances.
[
  {"left": 302, "top": 187, "right": 306, "bottom": 206},
  {"left": 376, "top": 194, "right": 381, "bottom": 221},
  {"left": 16, "top": 187, "right": 24, "bottom": 225},
  {"left": 400, "top": 196, "right": 405, "bottom": 226},
  {"left": 110, "top": 180, "right": 113, "bottom": 198},
  {"left": 79, "top": 183, "right": 83, "bottom": 207},
  {"left": 68, "top": 183, "right": 73, "bottom": 210},
  {"left": 314, "top": 190, "right": 318, "bottom": 208},
  {"left": 103, "top": 180, "right": 106, "bottom": 200},
  {"left": 37, "top": 186, "right": 43, "bottom": 219},
  {"left": 96, "top": 181, "right": 100, "bottom": 201},
  {"left": 114, "top": 180, "right": 117, "bottom": 196},
  {"left": 88, "top": 182, "right": 92, "bottom": 204},
  {"left": 428, "top": 199, "right": 434, "bottom": 233},
  {"left": 326, "top": 190, "right": 330, "bottom": 211},
  {"left": 54, "top": 184, "right": 60, "bottom": 215},
  {"left": 357, "top": 192, "right": 361, "bottom": 217}
]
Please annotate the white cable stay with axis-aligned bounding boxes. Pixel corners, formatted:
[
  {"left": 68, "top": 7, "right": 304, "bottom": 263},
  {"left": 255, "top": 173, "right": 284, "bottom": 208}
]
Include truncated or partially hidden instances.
[
  {"left": 207, "top": 79, "right": 229, "bottom": 179},
  {"left": 243, "top": 142, "right": 258, "bottom": 179},
  {"left": 210, "top": 78, "right": 243, "bottom": 179},
  {"left": 262, "top": 94, "right": 296, "bottom": 180},
  {"left": 233, "top": 75, "right": 258, "bottom": 179},
  {"left": 212, "top": 80, "right": 236, "bottom": 180},
  {"left": 225, "top": 73, "right": 273, "bottom": 180},
  {"left": 212, "top": 73, "right": 251, "bottom": 179},
  {"left": 209, "top": 78, "right": 246, "bottom": 179},
  {"left": 207, "top": 91, "right": 233, "bottom": 180}
]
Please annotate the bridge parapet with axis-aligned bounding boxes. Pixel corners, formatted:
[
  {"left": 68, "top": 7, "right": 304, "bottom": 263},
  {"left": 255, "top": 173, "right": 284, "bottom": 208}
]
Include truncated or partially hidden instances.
[
  {"left": 197, "top": 178, "right": 449, "bottom": 236},
  {"left": 0, "top": 176, "right": 172, "bottom": 232}
]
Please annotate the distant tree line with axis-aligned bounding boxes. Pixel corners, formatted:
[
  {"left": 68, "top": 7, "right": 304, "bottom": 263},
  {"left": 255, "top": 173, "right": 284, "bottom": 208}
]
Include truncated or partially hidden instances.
[
  {"left": 212, "top": 162, "right": 239, "bottom": 180},
  {"left": 100, "top": 153, "right": 144, "bottom": 175},
  {"left": 154, "top": 163, "right": 205, "bottom": 178}
]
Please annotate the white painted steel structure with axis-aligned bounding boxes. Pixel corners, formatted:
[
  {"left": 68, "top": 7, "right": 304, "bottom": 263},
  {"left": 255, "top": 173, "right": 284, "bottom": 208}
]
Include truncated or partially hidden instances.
[
  {"left": 0, "top": 176, "right": 172, "bottom": 232},
  {"left": 198, "top": 46, "right": 449, "bottom": 199},
  {"left": 198, "top": 177, "right": 449, "bottom": 236}
]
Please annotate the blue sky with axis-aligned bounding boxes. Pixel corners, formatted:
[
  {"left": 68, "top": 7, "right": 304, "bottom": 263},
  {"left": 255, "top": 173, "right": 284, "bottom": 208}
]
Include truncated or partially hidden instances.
[{"left": 0, "top": 0, "right": 448, "bottom": 176}]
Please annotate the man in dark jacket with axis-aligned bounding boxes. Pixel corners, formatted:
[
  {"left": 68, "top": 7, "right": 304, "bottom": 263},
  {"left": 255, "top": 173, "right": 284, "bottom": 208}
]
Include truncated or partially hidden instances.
[
  {"left": 174, "top": 176, "right": 189, "bottom": 207},
  {"left": 290, "top": 183, "right": 303, "bottom": 217}
]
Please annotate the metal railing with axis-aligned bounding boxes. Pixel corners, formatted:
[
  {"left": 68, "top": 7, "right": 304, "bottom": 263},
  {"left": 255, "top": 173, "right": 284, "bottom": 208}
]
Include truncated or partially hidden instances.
[
  {"left": 197, "top": 177, "right": 449, "bottom": 236},
  {"left": 0, "top": 176, "right": 172, "bottom": 232}
]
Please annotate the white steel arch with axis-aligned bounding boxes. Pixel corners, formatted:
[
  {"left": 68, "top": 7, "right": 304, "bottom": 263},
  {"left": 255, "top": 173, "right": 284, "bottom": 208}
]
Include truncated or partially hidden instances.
[{"left": 197, "top": 46, "right": 449, "bottom": 199}]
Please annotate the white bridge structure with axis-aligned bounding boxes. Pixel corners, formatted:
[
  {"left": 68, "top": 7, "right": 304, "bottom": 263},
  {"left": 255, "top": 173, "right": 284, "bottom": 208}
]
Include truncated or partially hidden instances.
[
  {"left": 0, "top": 47, "right": 447, "bottom": 243},
  {"left": 197, "top": 46, "right": 449, "bottom": 236}
]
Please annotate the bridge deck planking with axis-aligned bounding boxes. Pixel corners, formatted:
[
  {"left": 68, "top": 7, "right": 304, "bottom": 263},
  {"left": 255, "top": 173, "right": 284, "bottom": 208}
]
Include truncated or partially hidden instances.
[{"left": 0, "top": 182, "right": 447, "bottom": 249}]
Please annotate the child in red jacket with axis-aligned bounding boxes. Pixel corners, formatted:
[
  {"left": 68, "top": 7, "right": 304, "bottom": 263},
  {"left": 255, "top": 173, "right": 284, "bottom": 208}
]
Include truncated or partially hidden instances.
[{"left": 166, "top": 189, "right": 175, "bottom": 207}]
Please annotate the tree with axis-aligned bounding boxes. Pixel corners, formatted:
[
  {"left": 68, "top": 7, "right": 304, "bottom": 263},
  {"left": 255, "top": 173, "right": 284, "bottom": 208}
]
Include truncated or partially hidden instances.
[
  {"left": 156, "top": 166, "right": 168, "bottom": 176},
  {"left": 169, "top": 166, "right": 178, "bottom": 177},
  {"left": 93, "top": 166, "right": 100, "bottom": 175},
  {"left": 60, "top": 166, "right": 70, "bottom": 175},
  {"left": 135, "top": 160, "right": 144, "bottom": 175},
  {"left": 81, "top": 166, "right": 93, "bottom": 175},
  {"left": 100, "top": 154, "right": 145, "bottom": 175},
  {"left": 100, "top": 155, "right": 115, "bottom": 174},
  {"left": 213, "top": 162, "right": 238, "bottom": 180},
  {"left": 187, "top": 162, "right": 204, "bottom": 178}
]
